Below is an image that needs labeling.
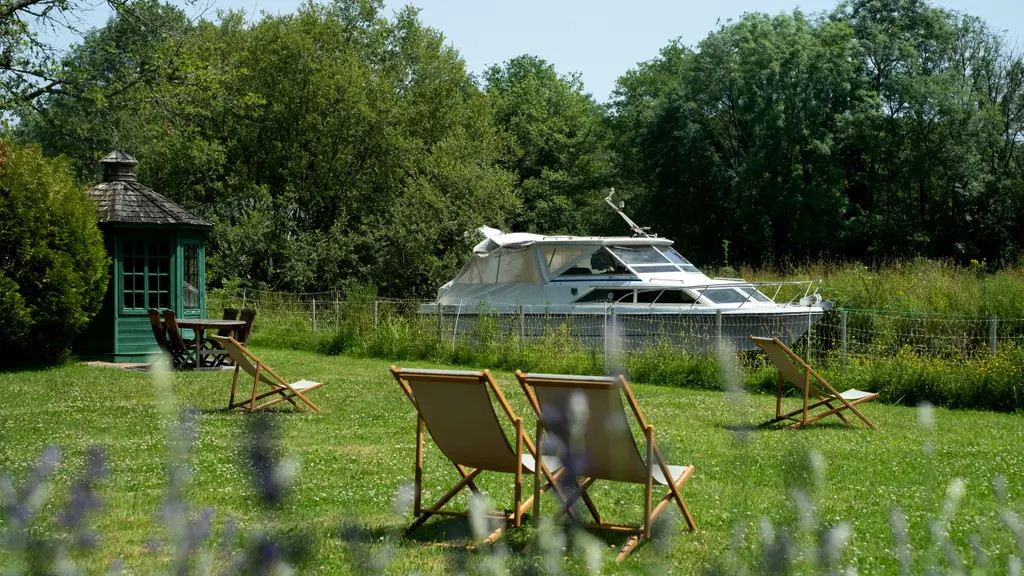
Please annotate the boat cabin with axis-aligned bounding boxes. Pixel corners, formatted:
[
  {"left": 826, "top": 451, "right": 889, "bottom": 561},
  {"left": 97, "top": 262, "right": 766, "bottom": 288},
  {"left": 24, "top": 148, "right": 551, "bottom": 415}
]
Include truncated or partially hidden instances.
[{"left": 436, "top": 231, "right": 779, "bottom": 309}]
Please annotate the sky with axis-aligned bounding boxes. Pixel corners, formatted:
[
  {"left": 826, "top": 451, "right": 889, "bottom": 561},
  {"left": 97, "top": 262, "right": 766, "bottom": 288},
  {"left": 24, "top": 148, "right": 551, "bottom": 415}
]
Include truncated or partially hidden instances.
[{"left": 49, "top": 0, "right": 1024, "bottom": 102}]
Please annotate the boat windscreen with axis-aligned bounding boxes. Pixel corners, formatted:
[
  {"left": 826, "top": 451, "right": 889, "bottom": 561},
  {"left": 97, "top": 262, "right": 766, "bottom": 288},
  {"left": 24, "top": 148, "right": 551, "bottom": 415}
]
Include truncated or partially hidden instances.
[
  {"left": 662, "top": 248, "right": 701, "bottom": 273},
  {"left": 608, "top": 245, "right": 670, "bottom": 265},
  {"left": 608, "top": 246, "right": 701, "bottom": 274}
]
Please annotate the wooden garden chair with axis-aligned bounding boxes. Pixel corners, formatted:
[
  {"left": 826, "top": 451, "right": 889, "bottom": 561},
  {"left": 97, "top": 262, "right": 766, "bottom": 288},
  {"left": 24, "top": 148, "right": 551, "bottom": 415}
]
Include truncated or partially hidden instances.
[
  {"left": 389, "top": 366, "right": 566, "bottom": 548},
  {"left": 148, "top": 308, "right": 172, "bottom": 357},
  {"left": 750, "top": 336, "right": 879, "bottom": 430},
  {"left": 236, "top": 309, "right": 257, "bottom": 346},
  {"left": 209, "top": 336, "right": 323, "bottom": 413},
  {"left": 162, "top": 310, "right": 196, "bottom": 370},
  {"left": 515, "top": 371, "right": 697, "bottom": 561}
]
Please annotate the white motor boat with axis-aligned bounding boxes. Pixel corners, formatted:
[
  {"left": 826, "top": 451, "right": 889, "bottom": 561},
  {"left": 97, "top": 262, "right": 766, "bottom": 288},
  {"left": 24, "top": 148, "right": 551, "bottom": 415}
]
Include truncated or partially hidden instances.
[{"left": 422, "top": 192, "right": 832, "bottom": 352}]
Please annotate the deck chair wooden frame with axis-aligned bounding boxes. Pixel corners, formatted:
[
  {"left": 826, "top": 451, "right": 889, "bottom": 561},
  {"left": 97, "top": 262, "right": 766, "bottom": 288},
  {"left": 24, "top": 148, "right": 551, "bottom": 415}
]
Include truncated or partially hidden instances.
[
  {"left": 750, "top": 336, "right": 879, "bottom": 430},
  {"left": 390, "top": 366, "right": 568, "bottom": 549},
  {"left": 515, "top": 371, "right": 697, "bottom": 561},
  {"left": 210, "top": 336, "right": 323, "bottom": 413}
]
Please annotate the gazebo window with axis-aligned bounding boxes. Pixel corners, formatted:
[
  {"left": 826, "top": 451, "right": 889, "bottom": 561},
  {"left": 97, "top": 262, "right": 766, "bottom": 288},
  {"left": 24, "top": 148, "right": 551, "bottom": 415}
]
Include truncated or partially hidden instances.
[
  {"left": 121, "top": 238, "right": 171, "bottom": 310},
  {"left": 183, "top": 243, "right": 199, "bottom": 310},
  {"left": 122, "top": 239, "right": 145, "bottom": 309}
]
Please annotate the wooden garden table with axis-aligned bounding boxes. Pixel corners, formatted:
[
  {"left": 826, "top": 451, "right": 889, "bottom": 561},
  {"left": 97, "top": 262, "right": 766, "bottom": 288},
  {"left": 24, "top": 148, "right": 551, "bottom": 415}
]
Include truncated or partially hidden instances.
[{"left": 164, "top": 318, "right": 246, "bottom": 369}]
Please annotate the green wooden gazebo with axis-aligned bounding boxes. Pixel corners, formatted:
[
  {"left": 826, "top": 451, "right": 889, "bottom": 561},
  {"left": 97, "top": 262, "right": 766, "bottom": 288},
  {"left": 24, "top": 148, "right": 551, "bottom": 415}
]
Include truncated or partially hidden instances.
[{"left": 76, "top": 151, "right": 213, "bottom": 362}]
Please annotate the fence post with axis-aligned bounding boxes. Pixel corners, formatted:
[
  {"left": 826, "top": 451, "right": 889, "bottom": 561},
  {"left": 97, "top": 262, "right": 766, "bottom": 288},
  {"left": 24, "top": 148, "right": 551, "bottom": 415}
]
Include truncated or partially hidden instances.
[
  {"left": 374, "top": 300, "right": 379, "bottom": 328},
  {"left": 715, "top": 309, "right": 722, "bottom": 353},
  {"left": 602, "top": 306, "right": 607, "bottom": 356},
  {"left": 604, "top": 306, "right": 618, "bottom": 362},
  {"left": 312, "top": 297, "right": 317, "bottom": 335},
  {"left": 518, "top": 303, "right": 525, "bottom": 348},
  {"left": 806, "top": 308, "right": 812, "bottom": 364},
  {"left": 452, "top": 299, "right": 463, "bottom": 350},
  {"left": 840, "top": 308, "right": 848, "bottom": 365},
  {"left": 611, "top": 305, "right": 617, "bottom": 349},
  {"left": 437, "top": 302, "right": 443, "bottom": 340},
  {"left": 241, "top": 288, "right": 247, "bottom": 311},
  {"left": 990, "top": 314, "right": 998, "bottom": 356},
  {"left": 335, "top": 290, "right": 340, "bottom": 331}
]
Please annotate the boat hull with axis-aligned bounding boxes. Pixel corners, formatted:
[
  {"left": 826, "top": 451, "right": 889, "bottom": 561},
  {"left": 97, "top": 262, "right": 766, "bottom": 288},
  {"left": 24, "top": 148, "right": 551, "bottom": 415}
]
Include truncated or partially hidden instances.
[{"left": 423, "top": 304, "right": 829, "bottom": 353}]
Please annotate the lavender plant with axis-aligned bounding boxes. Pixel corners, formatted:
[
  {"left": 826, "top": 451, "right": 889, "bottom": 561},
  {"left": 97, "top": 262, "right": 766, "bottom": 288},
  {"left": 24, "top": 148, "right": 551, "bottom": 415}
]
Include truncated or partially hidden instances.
[{"left": 3, "top": 350, "right": 1024, "bottom": 574}]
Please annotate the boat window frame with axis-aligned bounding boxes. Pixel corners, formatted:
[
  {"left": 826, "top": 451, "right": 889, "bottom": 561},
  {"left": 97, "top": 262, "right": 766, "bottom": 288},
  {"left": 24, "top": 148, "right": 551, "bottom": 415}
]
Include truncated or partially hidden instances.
[
  {"left": 701, "top": 287, "right": 755, "bottom": 304},
  {"left": 737, "top": 285, "right": 773, "bottom": 304},
  {"left": 542, "top": 246, "right": 587, "bottom": 280},
  {"left": 550, "top": 246, "right": 638, "bottom": 281},
  {"left": 574, "top": 288, "right": 638, "bottom": 303},
  {"left": 572, "top": 287, "right": 702, "bottom": 305}
]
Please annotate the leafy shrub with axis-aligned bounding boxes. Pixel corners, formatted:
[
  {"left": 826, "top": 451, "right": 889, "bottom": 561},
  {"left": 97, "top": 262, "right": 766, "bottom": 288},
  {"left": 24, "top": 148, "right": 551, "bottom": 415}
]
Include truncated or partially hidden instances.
[
  {"left": 210, "top": 284, "right": 1024, "bottom": 412},
  {"left": 625, "top": 341, "right": 720, "bottom": 390},
  {"left": 0, "top": 141, "right": 108, "bottom": 366},
  {"left": 730, "top": 258, "right": 1024, "bottom": 317},
  {"left": 836, "top": 345, "right": 1024, "bottom": 412}
]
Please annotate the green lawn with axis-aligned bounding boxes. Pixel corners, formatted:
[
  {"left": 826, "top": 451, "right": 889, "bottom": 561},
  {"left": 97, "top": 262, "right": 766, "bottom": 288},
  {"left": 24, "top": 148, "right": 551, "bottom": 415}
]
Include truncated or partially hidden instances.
[{"left": 1, "top": 349, "right": 1022, "bottom": 574}]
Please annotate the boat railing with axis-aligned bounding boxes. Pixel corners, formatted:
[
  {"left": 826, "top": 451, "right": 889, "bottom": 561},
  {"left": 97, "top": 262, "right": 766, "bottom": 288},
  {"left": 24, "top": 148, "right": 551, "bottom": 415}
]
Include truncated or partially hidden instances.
[{"left": 632, "top": 279, "right": 823, "bottom": 310}]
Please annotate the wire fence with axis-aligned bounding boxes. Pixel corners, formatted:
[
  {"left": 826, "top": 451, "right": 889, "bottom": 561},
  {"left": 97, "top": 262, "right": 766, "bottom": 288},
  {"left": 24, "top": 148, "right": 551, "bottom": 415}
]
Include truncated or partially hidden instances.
[{"left": 208, "top": 288, "right": 1024, "bottom": 361}]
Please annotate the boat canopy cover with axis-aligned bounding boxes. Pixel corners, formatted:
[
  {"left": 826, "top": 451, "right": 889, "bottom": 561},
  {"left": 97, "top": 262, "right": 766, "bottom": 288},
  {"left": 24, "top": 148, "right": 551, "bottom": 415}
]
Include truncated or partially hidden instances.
[
  {"left": 471, "top": 227, "right": 672, "bottom": 255},
  {"left": 472, "top": 232, "right": 545, "bottom": 254}
]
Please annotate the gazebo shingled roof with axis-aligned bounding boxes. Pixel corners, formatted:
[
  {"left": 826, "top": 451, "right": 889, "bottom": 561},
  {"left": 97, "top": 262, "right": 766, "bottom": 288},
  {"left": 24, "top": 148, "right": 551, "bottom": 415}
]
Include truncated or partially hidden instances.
[{"left": 87, "top": 151, "right": 212, "bottom": 228}]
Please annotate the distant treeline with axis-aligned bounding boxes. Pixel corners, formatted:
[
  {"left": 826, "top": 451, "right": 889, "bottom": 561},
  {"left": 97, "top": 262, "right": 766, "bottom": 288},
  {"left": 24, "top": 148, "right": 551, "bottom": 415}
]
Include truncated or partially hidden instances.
[{"left": 11, "top": 0, "right": 1024, "bottom": 297}]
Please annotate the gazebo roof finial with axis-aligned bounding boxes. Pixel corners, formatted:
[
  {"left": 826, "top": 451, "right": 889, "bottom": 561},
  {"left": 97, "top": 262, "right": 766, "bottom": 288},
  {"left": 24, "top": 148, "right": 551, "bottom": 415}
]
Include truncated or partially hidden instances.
[{"left": 100, "top": 150, "right": 139, "bottom": 182}]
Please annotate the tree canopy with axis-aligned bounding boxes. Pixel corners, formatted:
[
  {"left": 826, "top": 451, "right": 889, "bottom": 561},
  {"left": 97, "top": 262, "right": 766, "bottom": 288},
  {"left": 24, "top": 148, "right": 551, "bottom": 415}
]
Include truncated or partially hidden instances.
[
  {"left": 21, "top": 0, "right": 521, "bottom": 297},
  {"left": 484, "top": 55, "right": 614, "bottom": 234},
  {"left": 11, "top": 0, "right": 1024, "bottom": 298},
  {"left": 611, "top": 0, "right": 1024, "bottom": 266}
]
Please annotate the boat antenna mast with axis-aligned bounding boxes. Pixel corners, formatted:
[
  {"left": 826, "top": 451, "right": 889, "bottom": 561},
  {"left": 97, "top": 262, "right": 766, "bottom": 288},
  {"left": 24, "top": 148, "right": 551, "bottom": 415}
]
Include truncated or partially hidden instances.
[{"left": 605, "top": 188, "right": 656, "bottom": 238}]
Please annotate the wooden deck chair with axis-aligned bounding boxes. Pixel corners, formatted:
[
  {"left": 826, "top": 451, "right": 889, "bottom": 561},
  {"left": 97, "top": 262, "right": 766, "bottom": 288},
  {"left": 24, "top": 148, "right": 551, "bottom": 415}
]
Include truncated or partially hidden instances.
[
  {"left": 209, "top": 336, "right": 323, "bottom": 413},
  {"left": 515, "top": 371, "right": 697, "bottom": 561},
  {"left": 389, "top": 366, "right": 567, "bottom": 548},
  {"left": 162, "top": 310, "right": 196, "bottom": 370},
  {"left": 750, "top": 336, "right": 879, "bottom": 430}
]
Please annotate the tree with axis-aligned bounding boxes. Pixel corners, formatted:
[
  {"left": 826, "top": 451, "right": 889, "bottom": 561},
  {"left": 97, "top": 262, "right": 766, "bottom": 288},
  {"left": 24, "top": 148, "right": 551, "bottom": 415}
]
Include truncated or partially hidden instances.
[
  {"left": 836, "top": 0, "right": 1024, "bottom": 260},
  {"left": 612, "top": 12, "right": 858, "bottom": 265},
  {"left": 0, "top": 140, "right": 108, "bottom": 365},
  {"left": 20, "top": 0, "right": 519, "bottom": 297},
  {"left": 0, "top": 0, "right": 195, "bottom": 111},
  {"left": 484, "top": 55, "right": 614, "bottom": 234},
  {"left": 610, "top": 1, "right": 1024, "bottom": 267}
]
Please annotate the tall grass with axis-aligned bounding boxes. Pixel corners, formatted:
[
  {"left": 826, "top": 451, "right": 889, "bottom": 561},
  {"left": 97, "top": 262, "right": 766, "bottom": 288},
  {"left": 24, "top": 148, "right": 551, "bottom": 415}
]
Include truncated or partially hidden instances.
[
  {"left": 320, "top": 308, "right": 1024, "bottom": 412},
  {"left": 208, "top": 260, "right": 1024, "bottom": 413},
  {"left": 725, "top": 258, "right": 1024, "bottom": 316}
]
